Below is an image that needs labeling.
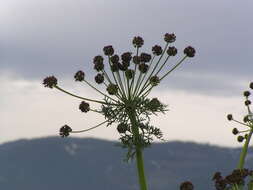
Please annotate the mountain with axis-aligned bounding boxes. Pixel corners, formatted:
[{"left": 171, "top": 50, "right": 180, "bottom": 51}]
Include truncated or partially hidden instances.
[{"left": 0, "top": 137, "right": 252, "bottom": 190}]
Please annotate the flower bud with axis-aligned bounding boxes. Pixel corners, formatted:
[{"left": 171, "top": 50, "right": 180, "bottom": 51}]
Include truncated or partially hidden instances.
[
  {"left": 103, "top": 45, "right": 114, "bottom": 56},
  {"left": 74, "top": 71, "right": 85, "bottom": 81},
  {"left": 110, "top": 55, "right": 120, "bottom": 64},
  {"left": 132, "top": 36, "right": 144, "bottom": 48},
  {"left": 184, "top": 46, "right": 196, "bottom": 57},
  {"left": 243, "top": 115, "right": 249, "bottom": 123},
  {"left": 94, "top": 62, "right": 104, "bottom": 72},
  {"left": 119, "top": 62, "right": 130, "bottom": 71},
  {"left": 150, "top": 76, "right": 160, "bottom": 86},
  {"left": 133, "top": 56, "right": 141, "bottom": 64},
  {"left": 43, "top": 76, "right": 58, "bottom": 88},
  {"left": 227, "top": 114, "right": 233, "bottom": 121},
  {"left": 106, "top": 84, "right": 118, "bottom": 95},
  {"left": 250, "top": 82, "right": 253, "bottom": 89},
  {"left": 111, "top": 62, "right": 120, "bottom": 72},
  {"left": 245, "top": 100, "right": 251, "bottom": 106},
  {"left": 59, "top": 125, "right": 72, "bottom": 137},
  {"left": 140, "top": 53, "right": 152, "bottom": 63},
  {"left": 138, "top": 63, "right": 149, "bottom": 73},
  {"left": 93, "top": 55, "right": 104, "bottom": 64},
  {"left": 243, "top": 91, "right": 250, "bottom": 97},
  {"left": 164, "top": 33, "right": 176, "bottom": 43},
  {"left": 232, "top": 128, "right": 239, "bottom": 135},
  {"left": 125, "top": 69, "right": 134, "bottom": 79},
  {"left": 95, "top": 73, "right": 104, "bottom": 84},
  {"left": 237, "top": 135, "right": 244, "bottom": 142},
  {"left": 117, "top": 123, "right": 128, "bottom": 133},
  {"left": 79, "top": 101, "right": 90, "bottom": 113},
  {"left": 167, "top": 46, "right": 177, "bottom": 56},
  {"left": 121, "top": 52, "right": 132, "bottom": 63},
  {"left": 152, "top": 45, "right": 163, "bottom": 56},
  {"left": 180, "top": 181, "right": 194, "bottom": 190}
]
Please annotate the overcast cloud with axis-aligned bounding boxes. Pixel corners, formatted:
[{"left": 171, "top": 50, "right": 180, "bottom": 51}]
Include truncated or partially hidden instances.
[{"left": 1, "top": 0, "right": 253, "bottom": 146}]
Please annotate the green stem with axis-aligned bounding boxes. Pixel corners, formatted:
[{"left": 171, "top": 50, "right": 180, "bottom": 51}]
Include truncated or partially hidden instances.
[
  {"left": 237, "top": 127, "right": 253, "bottom": 169},
  {"left": 83, "top": 79, "right": 118, "bottom": 103},
  {"left": 128, "top": 109, "right": 148, "bottom": 190},
  {"left": 54, "top": 85, "right": 115, "bottom": 105},
  {"left": 71, "top": 120, "right": 108, "bottom": 133}
]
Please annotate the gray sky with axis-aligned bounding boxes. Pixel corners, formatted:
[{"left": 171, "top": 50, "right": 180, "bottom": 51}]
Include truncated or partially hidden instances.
[{"left": 1, "top": 0, "right": 253, "bottom": 147}]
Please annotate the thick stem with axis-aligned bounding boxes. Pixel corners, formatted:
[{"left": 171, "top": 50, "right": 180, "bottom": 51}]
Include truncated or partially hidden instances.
[{"left": 128, "top": 109, "right": 148, "bottom": 190}]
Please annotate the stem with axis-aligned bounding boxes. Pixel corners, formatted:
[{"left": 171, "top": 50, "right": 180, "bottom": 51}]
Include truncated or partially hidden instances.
[
  {"left": 71, "top": 120, "right": 108, "bottom": 133},
  {"left": 55, "top": 85, "right": 115, "bottom": 105},
  {"left": 160, "top": 55, "right": 187, "bottom": 81},
  {"left": 83, "top": 79, "right": 118, "bottom": 103},
  {"left": 128, "top": 109, "right": 148, "bottom": 190},
  {"left": 237, "top": 127, "right": 253, "bottom": 169}
]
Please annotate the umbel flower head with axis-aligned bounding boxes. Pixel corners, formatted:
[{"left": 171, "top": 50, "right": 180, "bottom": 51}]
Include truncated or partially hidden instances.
[
  {"left": 43, "top": 33, "right": 196, "bottom": 159},
  {"left": 212, "top": 169, "right": 253, "bottom": 190},
  {"left": 226, "top": 82, "right": 253, "bottom": 143}
]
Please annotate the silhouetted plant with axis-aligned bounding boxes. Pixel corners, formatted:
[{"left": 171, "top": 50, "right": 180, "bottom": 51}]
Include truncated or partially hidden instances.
[
  {"left": 179, "top": 82, "right": 253, "bottom": 190},
  {"left": 43, "top": 33, "right": 195, "bottom": 190}
]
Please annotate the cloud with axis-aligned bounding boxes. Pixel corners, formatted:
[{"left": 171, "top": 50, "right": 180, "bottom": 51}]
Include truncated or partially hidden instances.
[
  {"left": 1, "top": 73, "right": 251, "bottom": 147},
  {"left": 1, "top": 0, "right": 253, "bottom": 145},
  {"left": 1, "top": 0, "right": 252, "bottom": 86}
]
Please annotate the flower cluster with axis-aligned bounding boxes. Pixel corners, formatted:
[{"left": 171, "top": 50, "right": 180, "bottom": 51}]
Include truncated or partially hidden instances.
[
  {"left": 43, "top": 33, "right": 195, "bottom": 158},
  {"left": 227, "top": 82, "right": 253, "bottom": 143},
  {"left": 212, "top": 169, "right": 253, "bottom": 190}
]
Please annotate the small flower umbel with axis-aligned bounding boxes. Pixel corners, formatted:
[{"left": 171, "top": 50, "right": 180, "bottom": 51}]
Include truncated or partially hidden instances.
[
  {"left": 43, "top": 33, "right": 195, "bottom": 190},
  {"left": 222, "top": 82, "right": 253, "bottom": 190},
  {"left": 227, "top": 83, "right": 253, "bottom": 146}
]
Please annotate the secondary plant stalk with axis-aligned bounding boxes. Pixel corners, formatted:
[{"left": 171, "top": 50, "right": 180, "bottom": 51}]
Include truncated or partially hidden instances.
[{"left": 237, "top": 128, "right": 253, "bottom": 169}]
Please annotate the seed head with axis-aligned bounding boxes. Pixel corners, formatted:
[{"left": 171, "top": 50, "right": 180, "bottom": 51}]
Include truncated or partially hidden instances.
[
  {"left": 133, "top": 55, "right": 141, "bottom": 64},
  {"left": 138, "top": 63, "right": 149, "bottom": 73},
  {"left": 250, "top": 82, "right": 253, "bottom": 89},
  {"left": 184, "top": 46, "right": 196, "bottom": 57},
  {"left": 164, "top": 33, "right": 176, "bottom": 43},
  {"left": 59, "top": 125, "right": 72, "bottom": 137},
  {"left": 110, "top": 54, "right": 120, "bottom": 64},
  {"left": 167, "top": 46, "right": 177, "bottom": 56},
  {"left": 103, "top": 45, "right": 114, "bottom": 56},
  {"left": 95, "top": 73, "right": 104, "bottom": 84},
  {"left": 119, "top": 62, "right": 130, "bottom": 71},
  {"left": 152, "top": 45, "right": 163, "bottom": 56},
  {"left": 132, "top": 36, "right": 144, "bottom": 48},
  {"left": 180, "top": 181, "right": 194, "bottom": 190},
  {"left": 121, "top": 52, "right": 132, "bottom": 63},
  {"left": 243, "top": 91, "right": 251, "bottom": 97},
  {"left": 93, "top": 55, "right": 104, "bottom": 64},
  {"left": 79, "top": 101, "right": 90, "bottom": 113},
  {"left": 94, "top": 62, "right": 104, "bottom": 72},
  {"left": 125, "top": 69, "right": 135, "bottom": 79},
  {"left": 117, "top": 123, "right": 128, "bottom": 133},
  {"left": 232, "top": 128, "right": 239, "bottom": 135},
  {"left": 140, "top": 53, "right": 152, "bottom": 63},
  {"left": 212, "top": 172, "right": 222, "bottom": 181},
  {"left": 111, "top": 62, "right": 120, "bottom": 72},
  {"left": 74, "top": 70, "right": 85, "bottom": 81},
  {"left": 150, "top": 76, "right": 160, "bottom": 86},
  {"left": 106, "top": 84, "right": 118, "bottom": 95},
  {"left": 227, "top": 114, "right": 233, "bottom": 121},
  {"left": 243, "top": 115, "right": 250, "bottom": 123},
  {"left": 43, "top": 76, "right": 58, "bottom": 88},
  {"left": 245, "top": 100, "right": 251, "bottom": 106},
  {"left": 237, "top": 135, "right": 244, "bottom": 142}
]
